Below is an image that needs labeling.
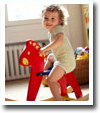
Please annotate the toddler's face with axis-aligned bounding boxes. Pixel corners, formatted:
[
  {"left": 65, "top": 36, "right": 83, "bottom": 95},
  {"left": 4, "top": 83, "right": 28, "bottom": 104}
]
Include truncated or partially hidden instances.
[{"left": 43, "top": 11, "right": 60, "bottom": 31}]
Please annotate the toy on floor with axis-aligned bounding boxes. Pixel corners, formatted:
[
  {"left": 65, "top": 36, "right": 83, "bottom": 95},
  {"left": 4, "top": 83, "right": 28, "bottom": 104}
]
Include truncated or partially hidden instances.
[
  {"left": 19, "top": 40, "right": 82, "bottom": 101},
  {"left": 74, "top": 47, "right": 89, "bottom": 60}
]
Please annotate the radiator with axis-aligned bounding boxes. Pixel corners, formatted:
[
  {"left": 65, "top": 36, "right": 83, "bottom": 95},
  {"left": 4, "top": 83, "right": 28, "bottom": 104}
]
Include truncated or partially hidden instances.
[{"left": 5, "top": 40, "right": 49, "bottom": 81}]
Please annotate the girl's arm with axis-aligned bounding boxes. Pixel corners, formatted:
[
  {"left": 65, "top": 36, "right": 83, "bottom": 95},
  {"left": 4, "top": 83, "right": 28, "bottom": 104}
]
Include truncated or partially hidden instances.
[{"left": 39, "top": 33, "right": 64, "bottom": 55}]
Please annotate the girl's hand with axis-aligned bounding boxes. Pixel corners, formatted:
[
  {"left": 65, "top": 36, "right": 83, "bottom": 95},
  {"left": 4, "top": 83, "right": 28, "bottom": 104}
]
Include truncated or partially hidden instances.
[
  {"left": 39, "top": 48, "right": 49, "bottom": 56},
  {"left": 44, "top": 51, "right": 49, "bottom": 56},
  {"left": 39, "top": 49, "right": 45, "bottom": 56}
]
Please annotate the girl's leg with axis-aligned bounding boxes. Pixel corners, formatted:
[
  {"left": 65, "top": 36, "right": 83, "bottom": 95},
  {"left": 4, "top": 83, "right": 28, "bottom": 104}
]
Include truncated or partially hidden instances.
[
  {"left": 44, "top": 54, "right": 55, "bottom": 70},
  {"left": 47, "top": 66, "right": 65, "bottom": 101},
  {"left": 42, "top": 54, "right": 55, "bottom": 81}
]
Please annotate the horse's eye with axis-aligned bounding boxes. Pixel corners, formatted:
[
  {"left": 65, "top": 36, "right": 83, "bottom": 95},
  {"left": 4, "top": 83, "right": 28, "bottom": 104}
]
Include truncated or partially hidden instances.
[{"left": 28, "top": 51, "right": 30, "bottom": 55}]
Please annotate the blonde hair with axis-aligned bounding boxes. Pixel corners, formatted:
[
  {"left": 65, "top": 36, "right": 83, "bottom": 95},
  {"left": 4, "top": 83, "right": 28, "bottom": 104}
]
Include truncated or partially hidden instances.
[{"left": 42, "top": 5, "right": 69, "bottom": 26}]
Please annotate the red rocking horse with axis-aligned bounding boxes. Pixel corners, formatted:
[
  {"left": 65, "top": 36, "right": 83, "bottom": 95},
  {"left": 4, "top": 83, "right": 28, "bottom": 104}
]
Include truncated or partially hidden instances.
[{"left": 19, "top": 40, "right": 82, "bottom": 101}]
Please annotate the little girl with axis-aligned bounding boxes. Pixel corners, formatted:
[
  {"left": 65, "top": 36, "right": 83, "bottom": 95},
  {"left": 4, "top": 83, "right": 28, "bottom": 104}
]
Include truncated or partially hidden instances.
[{"left": 39, "top": 5, "right": 82, "bottom": 101}]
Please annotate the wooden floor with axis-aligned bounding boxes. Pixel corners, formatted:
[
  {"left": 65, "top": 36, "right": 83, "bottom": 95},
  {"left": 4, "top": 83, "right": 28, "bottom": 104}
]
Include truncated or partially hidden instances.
[{"left": 5, "top": 78, "right": 89, "bottom": 101}]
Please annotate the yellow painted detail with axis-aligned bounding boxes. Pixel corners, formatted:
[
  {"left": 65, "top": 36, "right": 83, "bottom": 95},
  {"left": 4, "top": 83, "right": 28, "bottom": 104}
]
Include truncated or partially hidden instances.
[
  {"left": 39, "top": 54, "right": 43, "bottom": 57},
  {"left": 23, "top": 58, "right": 29, "bottom": 65},
  {"left": 28, "top": 51, "right": 30, "bottom": 55},
  {"left": 36, "top": 46, "right": 39, "bottom": 49},
  {"left": 33, "top": 43, "right": 36, "bottom": 46},
  {"left": 30, "top": 41, "right": 32, "bottom": 45}
]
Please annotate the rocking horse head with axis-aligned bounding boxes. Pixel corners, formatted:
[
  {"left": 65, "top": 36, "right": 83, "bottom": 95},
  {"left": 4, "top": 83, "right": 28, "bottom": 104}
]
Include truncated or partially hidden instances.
[
  {"left": 19, "top": 40, "right": 44, "bottom": 101},
  {"left": 19, "top": 40, "right": 44, "bottom": 68}
]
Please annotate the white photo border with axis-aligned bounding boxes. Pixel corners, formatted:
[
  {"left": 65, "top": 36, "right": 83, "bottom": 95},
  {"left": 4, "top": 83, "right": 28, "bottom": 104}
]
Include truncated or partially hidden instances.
[{"left": 0, "top": 0, "right": 93, "bottom": 105}]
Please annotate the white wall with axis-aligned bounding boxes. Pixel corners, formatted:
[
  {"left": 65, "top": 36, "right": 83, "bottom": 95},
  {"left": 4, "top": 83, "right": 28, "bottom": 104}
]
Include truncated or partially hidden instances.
[
  {"left": 66, "top": 4, "right": 85, "bottom": 50},
  {"left": 5, "top": 24, "right": 48, "bottom": 43},
  {"left": 5, "top": 4, "right": 85, "bottom": 50}
]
